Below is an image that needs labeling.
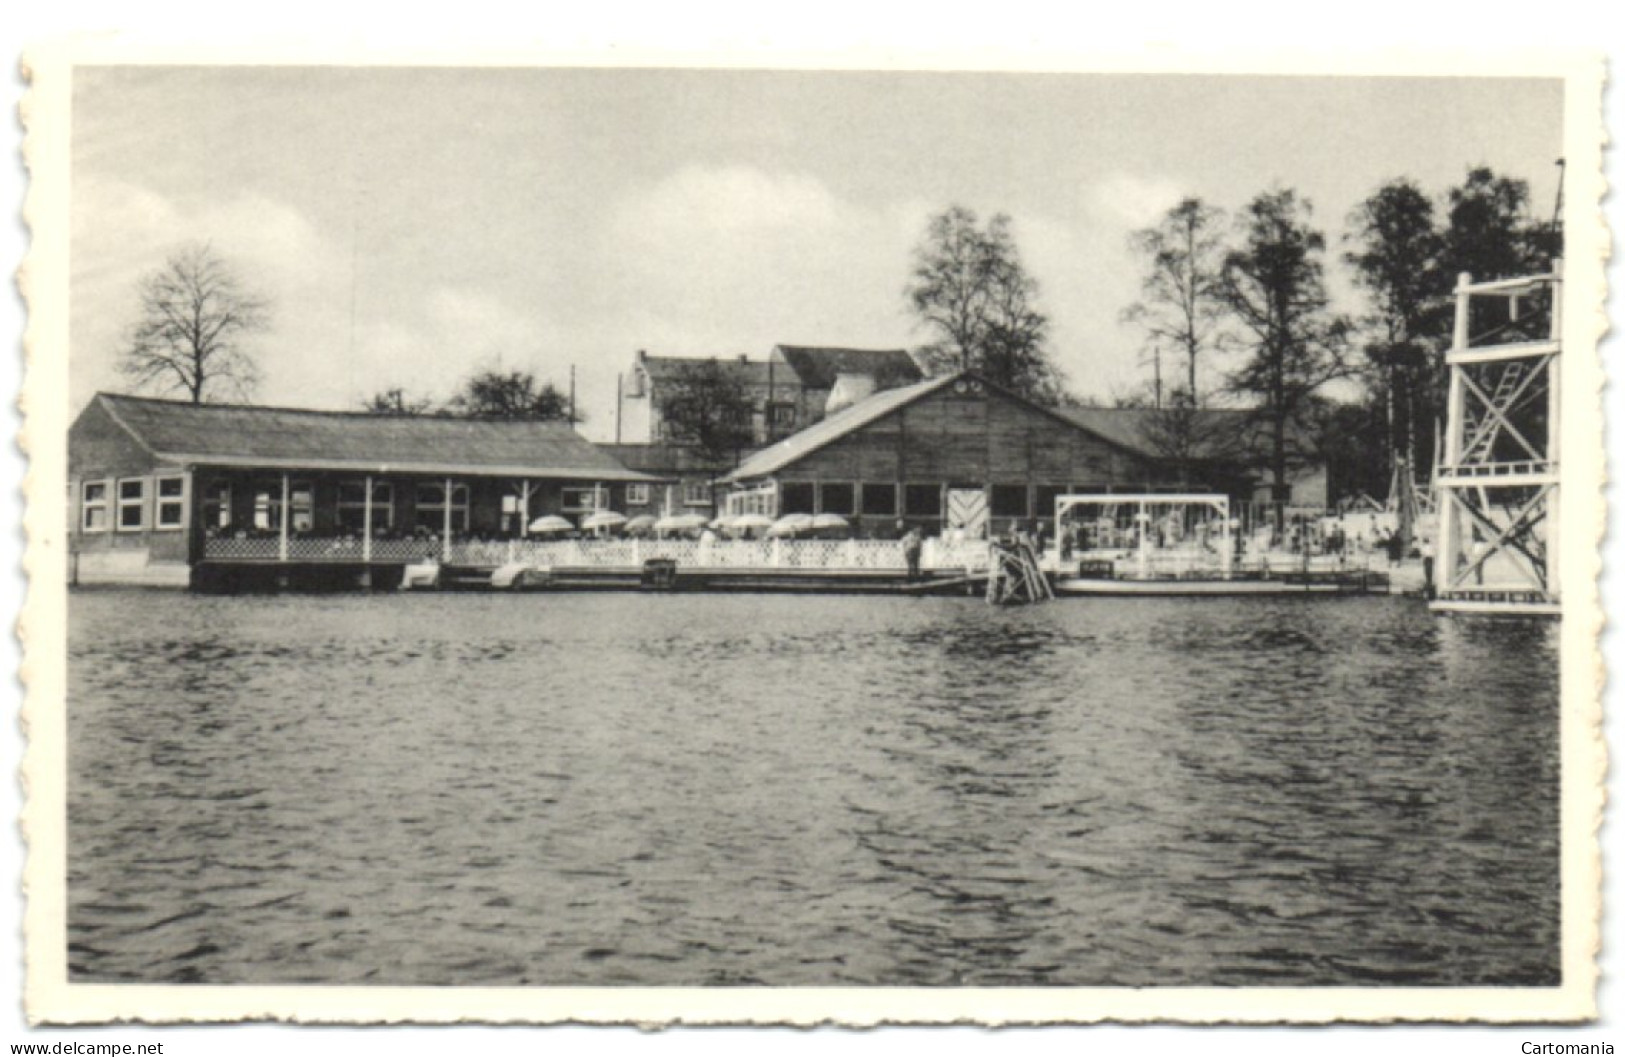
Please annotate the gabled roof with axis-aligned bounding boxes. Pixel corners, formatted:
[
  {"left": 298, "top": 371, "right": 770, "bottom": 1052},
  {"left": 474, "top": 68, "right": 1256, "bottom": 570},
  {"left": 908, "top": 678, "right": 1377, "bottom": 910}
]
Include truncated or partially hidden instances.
[
  {"left": 721, "top": 374, "right": 957, "bottom": 482},
  {"left": 771, "top": 345, "right": 922, "bottom": 390},
  {"left": 723, "top": 371, "right": 1149, "bottom": 483},
  {"left": 636, "top": 355, "right": 779, "bottom": 387},
  {"left": 1055, "top": 405, "right": 1307, "bottom": 462},
  {"left": 1054, "top": 406, "right": 1241, "bottom": 460},
  {"left": 87, "top": 393, "right": 656, "bottom": 481},
  {"left": 597, "top": 442, "right": 754, "bottom": 475}
]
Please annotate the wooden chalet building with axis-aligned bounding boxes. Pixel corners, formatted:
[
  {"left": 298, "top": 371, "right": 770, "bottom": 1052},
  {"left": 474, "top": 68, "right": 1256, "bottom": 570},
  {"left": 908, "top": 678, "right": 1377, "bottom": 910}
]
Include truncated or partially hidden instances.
[
  {"left": 718, "top": 372, "right": 1179, "bottom": 537},
  {"left": 68, "top": 393, "right": 657, "bottom": 588}
]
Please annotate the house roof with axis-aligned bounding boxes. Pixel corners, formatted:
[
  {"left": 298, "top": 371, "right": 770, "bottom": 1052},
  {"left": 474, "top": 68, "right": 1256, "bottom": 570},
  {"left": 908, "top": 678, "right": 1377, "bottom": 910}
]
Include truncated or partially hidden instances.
[
  {"left": 597, "top": 442, "right": 755, "bottom": 475},
  {"left": 88, "top": 393, "right": 657, "bottom": 481},
  {"left": 636, "top": 355, "right": 779, "bottom": 387},
  {"left": 721, "top": 375, "right": 957, "bottom": 482},
  {"left": 771, "top": 345, "right": 922, "bottom": 390},
  {"left": 1055, "top": 405, "right": 1315, "bottom": 462}
]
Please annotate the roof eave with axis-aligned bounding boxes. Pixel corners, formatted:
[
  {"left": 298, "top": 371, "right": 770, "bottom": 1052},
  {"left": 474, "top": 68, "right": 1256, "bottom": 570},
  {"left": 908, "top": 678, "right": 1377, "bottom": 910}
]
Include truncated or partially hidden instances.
[{"left": 156, "top": 452, "right": 661, "bottom": 482}]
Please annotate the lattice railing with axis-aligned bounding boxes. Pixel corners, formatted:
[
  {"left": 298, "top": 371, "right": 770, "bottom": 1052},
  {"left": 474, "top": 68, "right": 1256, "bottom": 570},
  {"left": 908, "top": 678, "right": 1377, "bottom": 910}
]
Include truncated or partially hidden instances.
[{"left": 203, "top": 535, "right": 1008, "bottom": 573}]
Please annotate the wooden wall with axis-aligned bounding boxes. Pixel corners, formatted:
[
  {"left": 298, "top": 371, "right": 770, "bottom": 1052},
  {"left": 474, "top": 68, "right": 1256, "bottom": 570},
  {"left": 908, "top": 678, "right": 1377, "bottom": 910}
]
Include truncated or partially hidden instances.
[{"left": 764, "top": 384, "right": 1157, "bottom": 522}]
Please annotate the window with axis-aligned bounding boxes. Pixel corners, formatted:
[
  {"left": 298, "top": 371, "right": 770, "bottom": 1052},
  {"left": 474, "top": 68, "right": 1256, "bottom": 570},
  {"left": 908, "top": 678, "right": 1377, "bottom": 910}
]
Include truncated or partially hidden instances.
[
  {"left": 681, "top": 480, "right": 711, "bottom": 507},
  {"left": 861, "top": 483, "right": 897, "bottom": 517},
  {"left": 116, "top": 478, "right": 146, "bottom": 531},
  {"left": 561, "top": 486, "right": 603, "bottom": 514},
  {"left": 415, "top": 482, "right": 470, "bottom": 532},
  {"left": 992, "top": 484, "right": 1030, "bottom": 519},
  {"left": 724, "top": 481, "right": 778, "bottom": 518},
  {"left": 200, "top": 481, "right": 231, "bottom": 531},
  {"left": 337, "top": 481, "right": 394, "bottom": 534},
  {"left": 626, "top": 483, "right": 651, "bottom": 506},
  {"left": 1035, "top": 485, "right": 1069, "bottom": 522},
  {"left": 252, "top": 480, "right": 314, "bottom": 532},
  {"left": 818, "top": 482, "right": 855, "bottom": 516},
  {"left": 905, "top": 484, "right": 941, "bottom": 517},
  {"left": 767, "top": 403, "right": 796, "bottom": 429},
  {"left": 81, "top": 480, "right": 109, "bottom": 532},
  {"left": 155, "top": 475, "right": 186, "bottom": 530},
  {"left": 779, "top": 482, "right": 815, "bottom": 515}
]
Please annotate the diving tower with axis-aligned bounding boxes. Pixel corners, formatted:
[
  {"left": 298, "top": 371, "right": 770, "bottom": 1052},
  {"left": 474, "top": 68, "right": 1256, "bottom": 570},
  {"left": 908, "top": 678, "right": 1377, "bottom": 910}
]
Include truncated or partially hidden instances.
[{"left": 1431, "top": 261, "right": 1562, "bottom": 617}]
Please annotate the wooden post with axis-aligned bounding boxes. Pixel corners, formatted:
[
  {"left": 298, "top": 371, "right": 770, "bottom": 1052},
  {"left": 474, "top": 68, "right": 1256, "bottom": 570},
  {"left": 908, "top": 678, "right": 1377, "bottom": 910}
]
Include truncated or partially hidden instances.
[
  {"left": 1219, "top": 499, "right": 1232, "bottom": 580},
  {"left": 362, "top": 475, "right": 373, "bottom": 563},
  {"left": 1436, "top": 272, "right": 1471, "bottom": 591},
  {"left": 278, "top": 472, "right": 290, "bottom": 562},
  {"left": 1547, "top": 259, "right": 1562, "bottom": 598},
  {"left": 1137, "top": 500, "right": 1148, "bottom": 579},
  {"left": 519, "top": 479, "right": 532, "bottom": 537},
  {"left": 443, "top": 477, "right": 453, "bottom": 562}
]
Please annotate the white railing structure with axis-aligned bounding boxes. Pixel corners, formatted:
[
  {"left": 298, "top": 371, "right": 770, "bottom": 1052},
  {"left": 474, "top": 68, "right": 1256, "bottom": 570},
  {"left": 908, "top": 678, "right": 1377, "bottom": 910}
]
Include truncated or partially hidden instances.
[
  {"left": 202, "top": 531, "right": 1376, "bottom": 584},
  {"left": 206, "top": 534, "right": 990, "bottom": 573},
  {"left": 1054, "top": 493, "right": 1234, "bottom": 579}
]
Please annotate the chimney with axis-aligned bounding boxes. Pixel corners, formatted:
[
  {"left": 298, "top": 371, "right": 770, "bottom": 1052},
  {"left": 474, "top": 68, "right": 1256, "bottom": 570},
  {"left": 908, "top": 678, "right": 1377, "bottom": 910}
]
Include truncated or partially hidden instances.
[
  {"left": 825, "top": 371, "right": 877, "bottom": 416},
  {"left": 738, "top": 353, "right": 748, "bottom": 364},
  {"left": 628, "top": 350, "right": 648, "bottom": 397}
]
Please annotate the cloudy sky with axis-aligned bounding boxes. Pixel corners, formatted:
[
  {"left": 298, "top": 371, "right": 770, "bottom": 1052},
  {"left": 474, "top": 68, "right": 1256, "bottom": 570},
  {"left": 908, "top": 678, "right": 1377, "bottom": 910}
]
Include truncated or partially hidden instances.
[{"left": 70, "top": 67, "right": 1562, "bottom": 440}]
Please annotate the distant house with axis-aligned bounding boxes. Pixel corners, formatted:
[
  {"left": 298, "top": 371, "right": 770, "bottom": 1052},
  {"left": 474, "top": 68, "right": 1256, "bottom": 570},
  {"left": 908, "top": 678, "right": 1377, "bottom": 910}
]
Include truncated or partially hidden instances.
[
  {"left": 611, "top": 343, "right": 925, "bottom": 514},
  {"left": 717, "top": 371, "right": 1168, "bottom": 537},
  {"left": 68, "top": 393, "right": 656, "bottom": 586},
  {"left": 620, "top": 344, "right": 923, "bottom": 447}
]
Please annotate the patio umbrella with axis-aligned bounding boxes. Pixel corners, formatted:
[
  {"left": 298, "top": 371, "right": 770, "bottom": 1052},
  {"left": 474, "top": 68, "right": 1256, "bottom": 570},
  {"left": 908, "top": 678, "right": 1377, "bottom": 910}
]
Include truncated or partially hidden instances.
[
  {"left": 707, "top": 514, "right": 737, "bottom": 531},
  {"left": 528, "top": 515, "right": 574, "bottom": 534},
  {"left": 581, "top": 509, "right": 627, "bottom": 532},
  {"left": 655, "top": 513, "right": 709, "bottom": 536},
  {"left": 623, "top": 515, "right": 658, "bottom": 536},
  {"left": 811, "top": 512, "right": 849, "bottom": 531},
  {"left": 729, "top": 513, "right": 774, "bottom": 537},
  {"left": 767, "top": 513, "right": 815, "bottom": 537}
]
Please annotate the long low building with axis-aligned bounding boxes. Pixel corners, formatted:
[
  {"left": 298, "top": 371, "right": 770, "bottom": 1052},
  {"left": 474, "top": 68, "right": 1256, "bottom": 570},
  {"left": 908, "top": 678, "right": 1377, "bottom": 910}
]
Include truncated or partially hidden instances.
[
  {"left": 68, "top": 393, "right": 658, "bottom": 586},
  {"left": 718, "top": 371, "right": 1177, "bottom": 537}
]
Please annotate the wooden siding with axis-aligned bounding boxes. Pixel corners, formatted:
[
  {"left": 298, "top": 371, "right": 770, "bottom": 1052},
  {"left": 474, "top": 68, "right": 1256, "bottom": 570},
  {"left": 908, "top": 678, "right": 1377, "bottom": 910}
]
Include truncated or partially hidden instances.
[{"left": 769, "top": 385, "right": 1153, "bottom": 500}]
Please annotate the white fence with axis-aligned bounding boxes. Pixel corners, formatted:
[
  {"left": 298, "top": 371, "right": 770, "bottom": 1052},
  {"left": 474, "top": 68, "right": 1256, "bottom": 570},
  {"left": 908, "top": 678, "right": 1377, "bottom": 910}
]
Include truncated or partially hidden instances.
[
  {"left": 204, "top": 535, "right": 988, "bottom": 572},
  {"left": 203, "top": 535, "right": 1367, "bottom": 578}
]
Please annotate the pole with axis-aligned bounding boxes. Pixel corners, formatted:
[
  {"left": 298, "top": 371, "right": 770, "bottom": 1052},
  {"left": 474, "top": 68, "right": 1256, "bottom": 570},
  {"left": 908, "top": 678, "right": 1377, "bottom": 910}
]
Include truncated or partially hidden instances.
[
  {"left": 1547, "top": 259, "right": 1562, "bottom": 598},
  {"left": 362, "top": 475, "right": 373, "bottom": 563},
  {"left": 519, "top": 479, "right": 531, "bottom": 538},
  {"left": 615, "top": 373, "right": 623, "bottom": 444},
  {"left": 569, "top": 364, "right": 576, "bottom": 425},
  {"left": 443, "top": 477, "right": 453, "bottom": 562},
  {"left": 278, "top": 473, "right": 290, "bottom": 562}
]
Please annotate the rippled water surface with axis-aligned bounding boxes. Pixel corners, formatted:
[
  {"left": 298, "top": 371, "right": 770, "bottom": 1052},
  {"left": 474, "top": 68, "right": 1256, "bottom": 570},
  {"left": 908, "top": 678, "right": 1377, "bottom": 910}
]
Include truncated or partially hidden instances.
[{"left": 68, "top": 591, "right": 1560, "bottom": 986}]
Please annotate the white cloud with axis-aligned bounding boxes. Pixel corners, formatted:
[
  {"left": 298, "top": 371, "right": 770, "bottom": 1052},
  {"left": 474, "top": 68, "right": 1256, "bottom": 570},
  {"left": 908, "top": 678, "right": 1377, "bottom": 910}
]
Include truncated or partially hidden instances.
[{"left": 1083, "top": 173, "right": 1188, "bottom": 230}]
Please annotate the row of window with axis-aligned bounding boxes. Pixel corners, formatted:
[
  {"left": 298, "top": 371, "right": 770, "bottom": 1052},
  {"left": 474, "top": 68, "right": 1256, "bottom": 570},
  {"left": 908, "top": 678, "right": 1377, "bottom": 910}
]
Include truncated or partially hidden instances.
[
  {"left": 78, "top": 477, "right": 656, "bottom": 534},
  {"left": 79, "top": 476, "right": 186, "bottom": 532},
  {"left": 751, "top": 482, "right": 1104, "bottom": 520}
]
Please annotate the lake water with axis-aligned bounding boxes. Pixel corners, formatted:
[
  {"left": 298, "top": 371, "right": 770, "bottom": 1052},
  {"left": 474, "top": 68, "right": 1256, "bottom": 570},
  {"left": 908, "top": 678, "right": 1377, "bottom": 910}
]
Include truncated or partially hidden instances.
[{"left": 67, "top": 590, "right": 1561, "bottom": 987}]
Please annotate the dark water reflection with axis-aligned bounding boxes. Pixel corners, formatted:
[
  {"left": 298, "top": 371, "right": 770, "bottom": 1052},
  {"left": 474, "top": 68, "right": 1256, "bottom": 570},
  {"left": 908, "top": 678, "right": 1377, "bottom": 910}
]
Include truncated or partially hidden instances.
[{"left": 67, "top": 592, "right": 1559, "bottom": 986}]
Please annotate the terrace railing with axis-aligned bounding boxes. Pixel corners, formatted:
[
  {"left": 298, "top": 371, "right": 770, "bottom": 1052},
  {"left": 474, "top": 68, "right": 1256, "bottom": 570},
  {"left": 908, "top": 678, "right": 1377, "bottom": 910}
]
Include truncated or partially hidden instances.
[
  {"left": 208, "top": 535, "right": 981, "bottom": 572},
  {"left": 203, "top": 533, "right": 1372, "bottom": 580}
]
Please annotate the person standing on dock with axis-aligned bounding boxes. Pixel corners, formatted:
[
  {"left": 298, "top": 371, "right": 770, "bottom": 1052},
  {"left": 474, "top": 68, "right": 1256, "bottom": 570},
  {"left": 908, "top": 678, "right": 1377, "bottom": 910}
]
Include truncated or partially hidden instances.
[{"left": 902, "top": 525, "right": 923, "bottom": 581}]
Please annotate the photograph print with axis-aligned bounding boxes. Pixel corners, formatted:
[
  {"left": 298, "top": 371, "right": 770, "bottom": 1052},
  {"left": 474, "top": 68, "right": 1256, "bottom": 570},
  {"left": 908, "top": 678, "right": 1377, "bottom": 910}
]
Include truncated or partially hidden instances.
[{"left": 24, "top": 47, "right": 1605, "bottom": 1023}]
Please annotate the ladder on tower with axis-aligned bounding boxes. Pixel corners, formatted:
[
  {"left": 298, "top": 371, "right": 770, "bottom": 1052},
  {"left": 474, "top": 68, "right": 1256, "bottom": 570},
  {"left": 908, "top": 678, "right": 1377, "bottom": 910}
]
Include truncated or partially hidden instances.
[{"left": 1460, "top": 360, "right": 1528, "bottom": 464}]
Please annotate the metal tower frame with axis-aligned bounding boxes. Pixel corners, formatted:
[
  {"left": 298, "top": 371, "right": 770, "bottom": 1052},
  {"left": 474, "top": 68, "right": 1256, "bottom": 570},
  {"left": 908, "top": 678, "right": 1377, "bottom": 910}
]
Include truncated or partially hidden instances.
[{"left": 1431, "top": 261, "right": 1561, "bottom": 616}]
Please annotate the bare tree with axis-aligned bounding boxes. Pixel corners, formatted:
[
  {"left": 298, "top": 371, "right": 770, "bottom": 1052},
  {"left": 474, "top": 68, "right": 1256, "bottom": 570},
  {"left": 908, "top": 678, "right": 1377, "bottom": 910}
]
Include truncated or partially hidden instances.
[
  {"left": 905, "top": 205, "right": 1062, "bottom": 402},
  {"left": 1123, "top": 197, "right": 1228, "bottom": 405},
  {"left": 119, "top": 243, "right": 269, "bottom": 403}
]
